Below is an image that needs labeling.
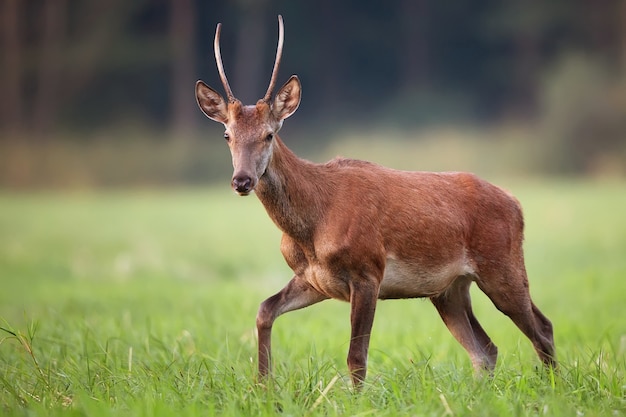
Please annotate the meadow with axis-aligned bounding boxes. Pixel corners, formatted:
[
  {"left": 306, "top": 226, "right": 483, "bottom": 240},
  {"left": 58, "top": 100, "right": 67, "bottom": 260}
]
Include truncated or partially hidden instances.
[{"left": 0, "top": 181, "right": 625, "bottom": 416}]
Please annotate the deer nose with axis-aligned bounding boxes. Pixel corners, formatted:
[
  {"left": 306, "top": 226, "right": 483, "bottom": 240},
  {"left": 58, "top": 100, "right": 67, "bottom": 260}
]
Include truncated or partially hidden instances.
[{"left": 232, "top": 175, "right": 253, "bottom": 194}]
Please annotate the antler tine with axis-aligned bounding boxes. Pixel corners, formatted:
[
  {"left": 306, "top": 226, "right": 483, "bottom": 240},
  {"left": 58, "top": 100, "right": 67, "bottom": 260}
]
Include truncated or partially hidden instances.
[
  {"left": 263, "top": 15, "right": 285, "bottom": 103},
  {"left": 214, "top": 22, "right": 236, "bottom": 103}
]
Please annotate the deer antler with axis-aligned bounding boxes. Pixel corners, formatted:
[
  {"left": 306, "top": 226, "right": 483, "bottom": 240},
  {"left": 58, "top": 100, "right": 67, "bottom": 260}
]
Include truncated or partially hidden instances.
[
  {"left": 214, "top": 23, "right": 236, "bottom": 103},
  {"left": 263, "top": 15, "right": 285, "bottom": 103}
]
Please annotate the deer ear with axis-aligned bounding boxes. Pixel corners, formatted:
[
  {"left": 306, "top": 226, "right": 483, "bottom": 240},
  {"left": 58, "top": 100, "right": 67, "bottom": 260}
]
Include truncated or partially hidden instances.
[
  {"left": 272, "top": 75, "right": 301, "bottom": 121},
  {"left": 196, "top": 80, "right": 228, "bottom": 123}
]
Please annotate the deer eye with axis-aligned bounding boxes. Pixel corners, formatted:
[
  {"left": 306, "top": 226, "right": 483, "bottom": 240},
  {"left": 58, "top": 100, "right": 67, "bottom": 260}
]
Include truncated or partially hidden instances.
[
  {"left": 265, "top": 133, "right": 274, "bottom": 142},
  {"left": 223, "top": 132, "right": 230, "bottom": 141}
]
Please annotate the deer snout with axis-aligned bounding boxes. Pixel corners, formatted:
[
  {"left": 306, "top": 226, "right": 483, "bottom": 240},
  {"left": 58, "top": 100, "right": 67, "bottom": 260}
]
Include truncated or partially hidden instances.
[{"left": 232, "top": 174, "right": 255, "bottom": 195}]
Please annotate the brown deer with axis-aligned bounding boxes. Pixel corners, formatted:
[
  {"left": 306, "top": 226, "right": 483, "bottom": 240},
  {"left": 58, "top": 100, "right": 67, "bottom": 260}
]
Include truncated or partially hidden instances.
[{"left": 195, "top": 16, "right": 556, "bottom": 387}]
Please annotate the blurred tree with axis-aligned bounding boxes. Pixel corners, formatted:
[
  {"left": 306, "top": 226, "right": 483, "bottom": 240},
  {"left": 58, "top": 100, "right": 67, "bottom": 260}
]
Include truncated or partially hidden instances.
[
  {"left": 0, "top": 0, "right": 22, "bottom": 136},
  {"left": 59, "top": 1, "right": 144, "bottom": 118},
  {"left": 510, "top": 0, "right": 541, "bottom": 119},
  {"left": 400, "top": 0, "right": 430, "bottom": 90},
  {"left": 316, "top": 0, "right": 347, "bottom": 109},
  {"left": 581, "top": 0, "right": 620, "bottom": 60},
  {"left": 622, "top": 0, "right": 626, "bottom": 72},
  {"left": 32, "top": 0, "right": 67, "bottom": 139},
  {"left": 231, "top": 0, "right": 271, "bottom": 103},
  {"left": 485, "top": 0, "right": 549, "bottom": 119},
  {"left": 170, "top": 0, "right": 197, "bottom": 138}
]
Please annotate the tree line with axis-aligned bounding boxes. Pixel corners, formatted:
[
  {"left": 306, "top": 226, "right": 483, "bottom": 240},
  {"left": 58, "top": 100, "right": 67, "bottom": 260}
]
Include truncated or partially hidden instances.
[{"left": 0, "top": 0, "right": 624, "bottom": 151}]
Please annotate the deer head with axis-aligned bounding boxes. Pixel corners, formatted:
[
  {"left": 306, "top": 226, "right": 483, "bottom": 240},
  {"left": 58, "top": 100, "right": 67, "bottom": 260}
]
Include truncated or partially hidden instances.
[{"left": 196, "top": 15, "right": 301, "bottom": 195}]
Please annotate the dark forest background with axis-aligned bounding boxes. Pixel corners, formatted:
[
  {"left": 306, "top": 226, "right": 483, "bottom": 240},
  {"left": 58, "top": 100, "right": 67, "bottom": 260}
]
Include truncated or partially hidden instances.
[{"left": 1, "top": 0, "right": 625, "bottom": 187}]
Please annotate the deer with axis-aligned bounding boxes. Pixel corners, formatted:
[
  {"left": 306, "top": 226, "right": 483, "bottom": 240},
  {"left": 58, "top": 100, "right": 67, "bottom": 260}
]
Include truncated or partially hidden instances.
[{"left": 195, "top": 15, "right": 556, "bottom": 387}]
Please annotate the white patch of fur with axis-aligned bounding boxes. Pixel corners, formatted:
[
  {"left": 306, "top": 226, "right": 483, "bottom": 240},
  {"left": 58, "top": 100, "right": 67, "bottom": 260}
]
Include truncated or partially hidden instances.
[{"left": 379, "top": 254, "right": 475, "bottom": 299}]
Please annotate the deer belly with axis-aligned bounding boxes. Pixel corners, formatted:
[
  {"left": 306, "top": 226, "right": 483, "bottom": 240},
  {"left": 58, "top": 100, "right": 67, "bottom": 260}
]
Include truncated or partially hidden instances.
[{"left": 378, "top": 257, "right": 472, "bottom": 299}]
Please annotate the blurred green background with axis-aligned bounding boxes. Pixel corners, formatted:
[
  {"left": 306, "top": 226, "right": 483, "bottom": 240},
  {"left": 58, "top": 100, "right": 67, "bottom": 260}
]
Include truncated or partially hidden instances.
[{"left": 1, "top": 0, "right": 625, "bottom": 188}]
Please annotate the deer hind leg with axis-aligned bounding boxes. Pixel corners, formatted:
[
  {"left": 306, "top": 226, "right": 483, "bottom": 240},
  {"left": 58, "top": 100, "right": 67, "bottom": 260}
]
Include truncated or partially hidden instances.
[
  {"left": 431, "top": 275, "right": 498, "bottom": 373},
  {"left": 475, "top": 265, "right": 556, "bottom": 369},
  {"left": 256, "top": 275, "right": 328, "bottom": 379}
]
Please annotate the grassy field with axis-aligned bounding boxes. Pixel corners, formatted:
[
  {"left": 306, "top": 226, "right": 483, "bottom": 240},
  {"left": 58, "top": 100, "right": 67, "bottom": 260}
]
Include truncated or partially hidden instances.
[{"left": 0, "top": 181, "right": 625, "bottom": 416}]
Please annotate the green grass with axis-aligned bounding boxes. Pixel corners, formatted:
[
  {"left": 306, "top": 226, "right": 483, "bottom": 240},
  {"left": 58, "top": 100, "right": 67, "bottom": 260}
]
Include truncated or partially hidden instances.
[{"left": 1, "top": 181, "right": 625, "bottom": 416}]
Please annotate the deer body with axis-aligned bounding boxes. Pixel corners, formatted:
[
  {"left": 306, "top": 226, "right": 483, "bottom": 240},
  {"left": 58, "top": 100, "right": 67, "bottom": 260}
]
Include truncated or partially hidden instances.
[
  {"left": 258, "top": 141, "right": 511, "bottom": 302},
  {"left": 196, "top": 16, "right": 556, "bottom": 387}
]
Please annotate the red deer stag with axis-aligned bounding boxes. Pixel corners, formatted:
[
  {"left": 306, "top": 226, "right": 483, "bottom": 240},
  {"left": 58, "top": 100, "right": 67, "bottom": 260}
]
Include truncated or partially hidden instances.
[{"left": 195, "top": 16, "right": 556, "bottom": 387}]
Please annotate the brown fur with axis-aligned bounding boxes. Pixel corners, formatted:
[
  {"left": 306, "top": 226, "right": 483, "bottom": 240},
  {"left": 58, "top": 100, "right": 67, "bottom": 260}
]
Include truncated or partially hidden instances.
[{"left": 196, "top": 17, "right": 556, "bottom": 387}]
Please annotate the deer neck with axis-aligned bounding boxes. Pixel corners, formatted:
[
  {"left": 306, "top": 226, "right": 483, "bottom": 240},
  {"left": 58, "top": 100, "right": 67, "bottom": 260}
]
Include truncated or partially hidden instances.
[{"left": 255, "top": 136, "right": 328, "bottom": 240}]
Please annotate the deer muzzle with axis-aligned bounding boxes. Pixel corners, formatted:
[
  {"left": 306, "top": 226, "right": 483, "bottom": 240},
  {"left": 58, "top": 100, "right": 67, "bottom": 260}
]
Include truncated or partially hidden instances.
[{"left": 232, "top": 174, "right": 255, "bottom": 195}]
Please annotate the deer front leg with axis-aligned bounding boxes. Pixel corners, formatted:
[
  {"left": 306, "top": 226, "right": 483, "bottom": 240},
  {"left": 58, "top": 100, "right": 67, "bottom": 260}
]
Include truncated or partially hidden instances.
[
  {"left": 256, "top": 275, "right": 328, "bottom": 379},
  {"left": 347, "top": 279, "right": 379, "bottom": 387}
]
